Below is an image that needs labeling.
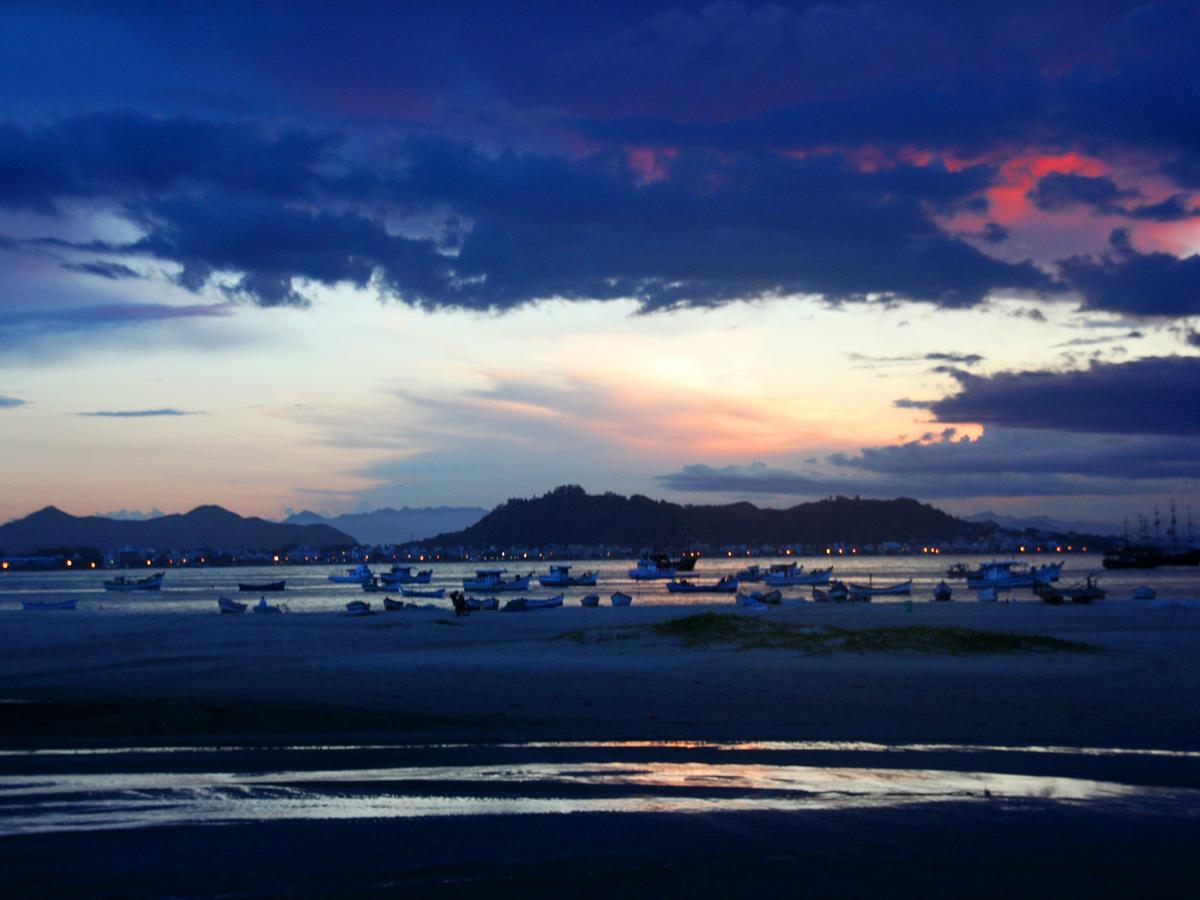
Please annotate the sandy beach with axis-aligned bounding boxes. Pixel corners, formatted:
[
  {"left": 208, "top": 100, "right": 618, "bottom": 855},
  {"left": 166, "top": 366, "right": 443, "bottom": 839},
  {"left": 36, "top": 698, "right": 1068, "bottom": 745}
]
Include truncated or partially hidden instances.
[
  {"left": 4, "top": 600, "right": 1200, "bottom": 897},
  {"left": 2, "top": 599, "right": 1199, "bottom": 748}
]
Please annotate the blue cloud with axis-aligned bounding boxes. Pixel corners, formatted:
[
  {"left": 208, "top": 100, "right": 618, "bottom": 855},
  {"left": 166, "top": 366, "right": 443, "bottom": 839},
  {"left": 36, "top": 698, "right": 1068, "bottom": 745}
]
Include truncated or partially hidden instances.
[{"left": 77, "top": 408, "right": 203, "bottom": 418}]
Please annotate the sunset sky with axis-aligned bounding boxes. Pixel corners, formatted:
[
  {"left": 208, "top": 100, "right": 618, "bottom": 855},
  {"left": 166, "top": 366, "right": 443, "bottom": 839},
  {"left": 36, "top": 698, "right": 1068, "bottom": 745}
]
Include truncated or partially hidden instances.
[{"left": 1, "top": 1, "right": 1198, "bottom": 525}]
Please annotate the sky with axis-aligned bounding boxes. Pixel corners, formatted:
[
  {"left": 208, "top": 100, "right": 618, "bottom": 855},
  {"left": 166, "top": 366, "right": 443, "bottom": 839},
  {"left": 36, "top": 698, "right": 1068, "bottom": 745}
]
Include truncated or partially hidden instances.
[{"left": 1, "top": 0, "right": 1198, "bottom": 526}]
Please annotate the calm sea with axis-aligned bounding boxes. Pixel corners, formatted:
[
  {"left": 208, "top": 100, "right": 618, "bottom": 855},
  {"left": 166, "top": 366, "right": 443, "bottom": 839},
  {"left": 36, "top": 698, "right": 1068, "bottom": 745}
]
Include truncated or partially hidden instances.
[{"left": 2, "top": 554, "right": 1197, "bottom": 614}]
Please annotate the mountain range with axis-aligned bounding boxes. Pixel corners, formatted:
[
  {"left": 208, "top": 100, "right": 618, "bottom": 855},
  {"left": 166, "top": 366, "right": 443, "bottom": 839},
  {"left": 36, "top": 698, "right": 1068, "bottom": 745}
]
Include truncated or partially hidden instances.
[
  {"left": 283, "top": 506, "right": 486, "bottom": 545},
  {"left": 0, "top": 505, "right": 354, "bottom": 555},
  {"left": 429, "top": 485, "right": 1002, "bottom": 549}
]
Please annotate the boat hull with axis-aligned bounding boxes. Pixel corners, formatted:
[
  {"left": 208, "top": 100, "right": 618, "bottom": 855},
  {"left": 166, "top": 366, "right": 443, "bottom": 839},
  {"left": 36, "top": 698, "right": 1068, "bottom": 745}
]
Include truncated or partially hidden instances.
[
  {"left": 846, "top": 580, "right": 912, "bottom": 596},
  {"left": 238, "top": 581, "right": 285, "bottom": 592},
  {"left": 103, "top": 573, "right": 164, "bottom": 592}
]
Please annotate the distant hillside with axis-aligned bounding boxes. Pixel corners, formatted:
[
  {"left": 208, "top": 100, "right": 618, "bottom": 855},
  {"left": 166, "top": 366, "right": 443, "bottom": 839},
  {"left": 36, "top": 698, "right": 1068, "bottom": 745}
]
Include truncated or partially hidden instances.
[
  {"left": 429, "top": 485, "right": 999, "bottom": 549},
  {"left": 965, "top": 510, "right": 1121, "bottom": 537},
  {"left": 0, "top": 505, "right": 354, "bottom": 554},
  {"left": 284, "top": 506, "right": 486, "bottom": 545}
]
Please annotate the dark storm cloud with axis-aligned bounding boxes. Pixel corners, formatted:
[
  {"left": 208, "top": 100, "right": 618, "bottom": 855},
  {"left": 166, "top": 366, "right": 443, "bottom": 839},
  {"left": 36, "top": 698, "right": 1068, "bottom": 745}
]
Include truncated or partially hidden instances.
[
  {"left": 2, "top": 5, "right": 1197, "bottom": 316},
  {"left": 903, "top": 355, "right": 1200, "bottom": 435},
  {"left": 1058, "top": 229, "right": 1200, "bottom": 318},
  {"left": 0, "top": 112, "right": 335, "bottom": 213},
  {"left": 31, "top": 133, "right": 1049, "bottom": 311},
  {"left": 77, "top": 408, "right": 202, "bottom": 418}
]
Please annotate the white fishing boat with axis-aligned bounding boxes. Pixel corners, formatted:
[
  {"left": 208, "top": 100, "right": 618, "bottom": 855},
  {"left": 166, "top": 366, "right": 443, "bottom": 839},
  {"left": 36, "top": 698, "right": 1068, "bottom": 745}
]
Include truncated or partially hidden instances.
[
  {"left": 329, "top": 564, "right": 373, "bottom": 584},
  {"left": 501, "top": 594, "right": 564, "bottom": 612},
  {"left": 22, "top": 599, "right": 77, "bottom": 610},
  {"left": 610, "top": 591, "right": 633, "bottom": 607},
  {"left": 217, "top": 596, "right": 246, "bottom": 614},
  {"left": 965, "top": 561, "right": 1063, "bottom": 589},
  {"left": 538, "top": 565, "right": 599, "bottom": 587},
  {"left": 628, "top": 554, "right": 677, "bottom": 580},
  {"left": 462, "top": 569, "right": 532, "bottom": 591},
  {"left": 846, "top": 579, "right": 912, "bottom": 596},
  {"left": 763, "top": 564, "right": 832, "bottom": 586},
  {"left": 580, "top": 593, "right": 600, "bottom": 607},
  {"left": 400, "top": 586, "right": 445, "bottom": 598},
  {"left": 380, "top": 566, "right": 433, "bottom": 585},
  {"left": 345, "top": 599, "right": 372, "bottom": 616},
  {"left": 253, "top": 597, "right": 282, "bottom": 614},
  {"left": 103, "top": 572, "right": 164, "bottom": 592}
]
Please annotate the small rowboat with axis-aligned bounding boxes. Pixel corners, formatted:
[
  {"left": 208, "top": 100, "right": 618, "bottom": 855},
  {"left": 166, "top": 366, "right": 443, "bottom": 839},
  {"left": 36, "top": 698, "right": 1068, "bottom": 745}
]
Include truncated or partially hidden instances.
[
  {"left": 666, "top": 576, "right": 739, "bottom": 593},
  {"left": 610, "top": 592, "right": 633, "bottom": 607},
  {"left": 502, "top": 594, "right": 564, "bottom": 612},
  {"left": 383, "top": 596, "right": 405, "bottom": 611},
  {"left": 400, "top": 587, "right": 445, "bottom": 599},
  {"left": 464, "top": 596, "right": 499, "bottom": 611},
  {"left": 22, "top": 599, "right": 77, "bottom": 611},
  {"left": 846, "top": 579, "right": 912, "bottom": 596},
  {"left": 463, "top": 570, "right": 533, "bottom": 592},
  {"left": 933, "top": 581, "right": 953, "bottom": 602},
  {"left": 239, "top": 580, "right": 285, "bottom": 592},
  {"left": 218, "top": 596, "right": 247, "bottom": 614},
  {"left": 1132, "top": 586, "right": 1157, "bottom": 600},
  {"left": 345, "top": 600, "right": 372, "bottom": 616},
  {"left": 580, "top": 593, "right": 600, "bottom": 607},
  {"left": 738, "top": 589, "right": 782, "bottom": 605}
]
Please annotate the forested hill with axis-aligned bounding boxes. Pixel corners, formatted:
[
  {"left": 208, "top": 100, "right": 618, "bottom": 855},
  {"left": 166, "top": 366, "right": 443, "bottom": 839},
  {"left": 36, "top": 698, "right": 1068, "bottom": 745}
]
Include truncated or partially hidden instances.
[{"left": 430, "top": 485, "right": 997, "bottom": 549}]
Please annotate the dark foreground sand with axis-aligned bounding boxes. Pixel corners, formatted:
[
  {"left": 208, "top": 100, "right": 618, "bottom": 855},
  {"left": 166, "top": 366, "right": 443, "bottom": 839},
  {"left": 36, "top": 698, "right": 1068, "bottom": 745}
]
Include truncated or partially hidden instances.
[
  {"left": 2, "top": 601, "right": 1199, "bottom": 897},
  {"left": 1, "top": 600, "right": 1198, "bottom": 748}
]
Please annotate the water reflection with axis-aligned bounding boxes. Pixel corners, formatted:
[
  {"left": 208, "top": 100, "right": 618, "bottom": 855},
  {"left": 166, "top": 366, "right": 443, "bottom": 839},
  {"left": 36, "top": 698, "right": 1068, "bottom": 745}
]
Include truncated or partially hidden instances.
[{"left": 2, "top": 758, "right": 1193, "bottom": 837}]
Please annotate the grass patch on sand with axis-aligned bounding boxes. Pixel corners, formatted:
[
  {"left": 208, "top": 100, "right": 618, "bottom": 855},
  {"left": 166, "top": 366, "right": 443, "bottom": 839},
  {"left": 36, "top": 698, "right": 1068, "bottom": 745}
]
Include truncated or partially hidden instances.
[{"left": 563, "top": 612, "right": 1095, "bottom": 656}]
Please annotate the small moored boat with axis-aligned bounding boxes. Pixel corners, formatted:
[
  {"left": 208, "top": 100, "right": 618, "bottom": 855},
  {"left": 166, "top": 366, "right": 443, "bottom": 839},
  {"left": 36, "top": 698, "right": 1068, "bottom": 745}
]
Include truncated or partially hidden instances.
[
  {"left": 735, "top": 565, "right": 763, "bottom": 582},
  {"left": 737, "top": 589, "right": 782, "bottom": 606},
  {"left": 400, "top": 587, "right": 445, "bottom": 599},
  {"left": 22, "top": 599, "right": 77, "bottom": 610},
  {"left": 253, "top": 597, "right": 282, "bottom": 614},
  {"left": 1132, "top": 586, "right": 1157, "bottom": 600},
  {"left": 628, "top": 554, "right": 677, "bottom": 580},
  {"left": 217, "top": 596, "right": 247, "bottom": 614},
  {"left": 238, "top": 580, "right": 285, "bottom": 592},
  {"left": 380, "top": 566, "right": 433, "bottom": 585},
  {"left": 501, "top": 594, "right": 565, "bottom": 612},
  {"left": 764, "top": 564, "right": 832, "bottom": 586},
  {"left": 463, "top": 569, "right": 532, "bottom": 592},
  {"left": 1061, "top": 576, "right": 1105, "bottom": 604},
  {"left": 665, "top": 576, "right": 739, "bottom": 594},
  {"left": 610, "top": 592, "right": 633, "bottom": 607},
  {"left": 580, "top": 593, "right": 600, "bottom": 607},
  {"left": 538, "top": 565, "right": 599, "bottom": 587},
  {"left": 846, "top": 579, "right": 912, "bottom": 596},
  {"left": 933, "top": 581, "right": 953, "bottom": 602},
  {"left": 383, "top": 596, "right": 406, "bottom": 611},
  {"left": 345, "top": 600, "right": 372, "bottom": 616},
  {"left": 103, "top": 572, "right": 165, "bottom": 592},
  {"left": 330, "top": 564, "right": 373, "bottom": 584}
]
